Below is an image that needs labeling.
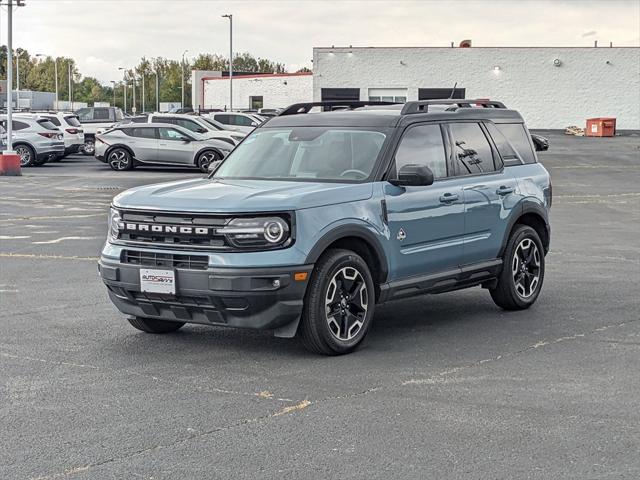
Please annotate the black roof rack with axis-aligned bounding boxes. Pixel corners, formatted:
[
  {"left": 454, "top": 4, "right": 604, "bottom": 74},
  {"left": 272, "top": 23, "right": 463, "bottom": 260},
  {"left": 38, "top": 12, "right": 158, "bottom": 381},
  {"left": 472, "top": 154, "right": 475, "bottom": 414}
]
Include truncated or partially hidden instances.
[
  {"left": 401, "top": 99, "right": 506, "bottom": 115},
  {"left": 278, "top": 100, "right": 399, "bottom": 116}
]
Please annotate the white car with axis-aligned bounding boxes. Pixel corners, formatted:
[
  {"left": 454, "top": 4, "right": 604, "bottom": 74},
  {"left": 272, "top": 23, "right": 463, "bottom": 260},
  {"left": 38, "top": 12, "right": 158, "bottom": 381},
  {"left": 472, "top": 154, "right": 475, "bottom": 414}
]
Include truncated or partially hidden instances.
[
  {"left": 206, "top": 112, "right": 261, "bottom": 134},
  {"left": 148, "top": 113, "right": 246, "bottom": 146},
  {"left": 75, "top": 106, "right": 125, "bottom": 155},
  {"left": 35, "top": 111, "right": 85, "bottom": 160}
]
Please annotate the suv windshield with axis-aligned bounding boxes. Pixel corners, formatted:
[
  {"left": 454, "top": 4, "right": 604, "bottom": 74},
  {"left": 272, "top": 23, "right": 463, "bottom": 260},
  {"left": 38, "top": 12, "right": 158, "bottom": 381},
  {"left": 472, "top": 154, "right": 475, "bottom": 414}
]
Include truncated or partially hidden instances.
[{"left": 213, "top": 127, "right": 388, "bottom": 182}]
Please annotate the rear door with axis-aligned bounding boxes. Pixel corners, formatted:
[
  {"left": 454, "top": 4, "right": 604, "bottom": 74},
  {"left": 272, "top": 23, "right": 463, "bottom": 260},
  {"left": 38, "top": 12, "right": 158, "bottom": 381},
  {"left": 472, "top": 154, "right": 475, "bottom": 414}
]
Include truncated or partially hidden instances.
[
  {"left": 447, "top": 122, "right": 519, "bottom": 265},
  {"left": 157, "top": 127, "right": 193, "bottom": 165},
  {"left": 128, "top": 127, "right": 158, "bottom": 161},
  {"left": 384, "top": 123, "right": 466, "bottom": 279}
]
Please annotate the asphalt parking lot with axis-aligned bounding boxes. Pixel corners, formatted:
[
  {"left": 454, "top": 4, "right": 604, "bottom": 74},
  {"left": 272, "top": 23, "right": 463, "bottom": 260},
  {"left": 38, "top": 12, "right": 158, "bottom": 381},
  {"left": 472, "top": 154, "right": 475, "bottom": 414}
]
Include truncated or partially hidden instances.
[{"left": 1, "top": 131, "right": 639, "bottom": 479}]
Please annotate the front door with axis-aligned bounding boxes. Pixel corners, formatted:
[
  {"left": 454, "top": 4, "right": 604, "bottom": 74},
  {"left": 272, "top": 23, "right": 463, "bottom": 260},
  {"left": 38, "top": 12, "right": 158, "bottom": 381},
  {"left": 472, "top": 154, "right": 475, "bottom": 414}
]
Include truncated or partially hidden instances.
[
  {"left": 157, "top": 127, "right": 193, "bottom": 165},
  {"left": 384, "top": 123, "right": 465, "bottom": 280},
  {"left": 447, "top": 122, "right": 519, "bottom": 264}
]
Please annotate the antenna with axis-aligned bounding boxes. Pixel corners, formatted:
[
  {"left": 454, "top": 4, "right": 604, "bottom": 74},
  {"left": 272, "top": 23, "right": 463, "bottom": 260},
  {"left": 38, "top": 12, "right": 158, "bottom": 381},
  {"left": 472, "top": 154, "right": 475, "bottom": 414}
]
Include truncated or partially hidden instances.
[{"left": 448, "top": 82, "right": 458, "bottom": 99}]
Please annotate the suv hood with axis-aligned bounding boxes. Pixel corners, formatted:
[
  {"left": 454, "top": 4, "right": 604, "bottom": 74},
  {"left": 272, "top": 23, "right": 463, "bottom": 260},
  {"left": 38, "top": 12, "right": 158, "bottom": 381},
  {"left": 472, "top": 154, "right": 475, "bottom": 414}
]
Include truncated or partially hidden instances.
[{"left": 113, "top": 178, "right": 374, "bottom": 213}]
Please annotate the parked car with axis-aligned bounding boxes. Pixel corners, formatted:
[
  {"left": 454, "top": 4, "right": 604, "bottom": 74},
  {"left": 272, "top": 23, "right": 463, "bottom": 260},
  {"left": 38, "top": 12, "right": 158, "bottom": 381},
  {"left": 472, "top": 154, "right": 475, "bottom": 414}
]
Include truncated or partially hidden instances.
[
  {"left": 206, "top": 112, "right": 261, "bottom": 134},
  {"left": 168, "top": 107, "right": 194, "bottom": 114},
  {"left": 0, "top": 114, "right": 64, "bottom": 166},
  {"left": 34, "top": 111, "right": 85, "bottom": 160},
  {"left": 75, "top": 106, "right": 125, "bottom": 156},
  {"left": 94, "top": 123, "right": 233, "bottom": 172},
  {"left": 530, "top": 133, "right": 549, "bottom": 151},
  {"left": 98, "top": 99, "right": 551, "bottom": 355},
  {"left": 148, "top": 113, "right": 245, "bottom": 145}
]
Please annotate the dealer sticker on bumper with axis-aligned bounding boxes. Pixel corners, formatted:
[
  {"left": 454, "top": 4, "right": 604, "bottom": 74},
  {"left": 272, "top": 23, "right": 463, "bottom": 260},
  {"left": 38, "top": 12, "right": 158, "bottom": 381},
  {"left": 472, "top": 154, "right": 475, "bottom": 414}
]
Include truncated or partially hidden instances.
[{"left": 140, "top": 268, "right": 176, "bottom": 294}]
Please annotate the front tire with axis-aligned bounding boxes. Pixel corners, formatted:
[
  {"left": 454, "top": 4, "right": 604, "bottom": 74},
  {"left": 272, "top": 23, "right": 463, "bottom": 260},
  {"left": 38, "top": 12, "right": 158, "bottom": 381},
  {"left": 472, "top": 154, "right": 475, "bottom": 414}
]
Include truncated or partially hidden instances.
[
  {"left": 196, "top": 150, "right": 220, "bottom": 173},
  {"left": 490, "top": 225, "right": 545, "bottom": 310},
  {"left": 298, "top": 249, "right": 375, "bottom": 355},
  {"left": 108, "top": 148, "right": 133, "bottom": 171},
  {"left": 127, "top": 317, "right": 185, "bottom": 334}
]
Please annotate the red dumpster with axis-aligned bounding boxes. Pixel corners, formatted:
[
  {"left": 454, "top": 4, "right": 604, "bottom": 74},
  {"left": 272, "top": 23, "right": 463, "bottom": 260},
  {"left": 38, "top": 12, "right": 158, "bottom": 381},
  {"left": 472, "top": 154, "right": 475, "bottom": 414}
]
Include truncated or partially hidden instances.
[{"left": 586, "top": 117, "right": 616, "bottom": 137}]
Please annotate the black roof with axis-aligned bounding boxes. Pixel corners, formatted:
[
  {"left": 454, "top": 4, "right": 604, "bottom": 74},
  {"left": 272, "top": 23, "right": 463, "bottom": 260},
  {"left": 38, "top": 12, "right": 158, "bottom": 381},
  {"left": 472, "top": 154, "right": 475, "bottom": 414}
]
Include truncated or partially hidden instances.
[{"left": 266, "top": 100, "right": 524, "bottom": 128}]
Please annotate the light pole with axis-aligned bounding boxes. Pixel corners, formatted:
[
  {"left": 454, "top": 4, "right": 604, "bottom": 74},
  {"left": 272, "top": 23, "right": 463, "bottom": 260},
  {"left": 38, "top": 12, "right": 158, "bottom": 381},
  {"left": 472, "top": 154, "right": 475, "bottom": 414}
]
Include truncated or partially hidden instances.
[
  {"left": 110, "top": 80, "right": 116, "bottom": 107},
  {"left": 118, "top": 67, "right": 127, "bottom": 113},
  {"left": 181, "top": 49, "right": 188, "bottom": 108},
  {"left": 155, "top": 70, "right": 160, "bottom": 112},
  {"left": 68, "top": 61, "right": 73, "bottom": 110},
  {"left": 222, "top": 14, "right": 233, "bottom": 111},
  {"left": 132, "top": 74, "right": 136, "bottom": 114},
  {"left": 141, "top": 71, "right": 145, "bottom": 113},
  {"left": 36, "top": 53, "right": 58, "bottom": 110},
  {"left": 15, "top": 50, "right": 25, "bottom": 110},
  {"left": 6, "top": 0, "right": 15, "bottom": 151}
]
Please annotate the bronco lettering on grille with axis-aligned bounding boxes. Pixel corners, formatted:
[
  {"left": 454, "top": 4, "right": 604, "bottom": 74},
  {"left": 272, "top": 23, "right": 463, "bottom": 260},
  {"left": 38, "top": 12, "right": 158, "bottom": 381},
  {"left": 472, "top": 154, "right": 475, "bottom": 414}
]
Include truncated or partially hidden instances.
[{"left": 122, "top": 223, "right": 211, "bottom": 235}]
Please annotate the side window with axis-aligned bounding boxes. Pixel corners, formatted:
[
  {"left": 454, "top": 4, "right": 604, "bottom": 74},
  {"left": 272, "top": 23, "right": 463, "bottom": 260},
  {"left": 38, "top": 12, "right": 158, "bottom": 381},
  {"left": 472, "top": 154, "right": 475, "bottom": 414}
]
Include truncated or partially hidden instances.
[
  {"left": 496, "top": 123, "right": 536, "bottom": 165},
  {"left": 393, "top": 124, "right": 448, "bottom": 179},
  {"left": 131, "top": 127, "right": 157, "bottom": 139},
  {"left": 234, "top": 115, "right": 255, "bottom": 126},
  {"left": 485, "top": 123, "right": 518, "bottom": 166},
  {"left": 93, "top": 108, "right": 110, "bottom": 121},
  {"left": 215, "top": 114, "right": 231, "bottom": 125},
  {"left": 14, "top": 120, "right": 30, "bottom": 131},
  {"left": 450, "top": 123, "right": 497, "bottom": 175},
  {"left": 76, "top": 108, "right": 92, "bottom": 122},
  {"left": 159, "top": 128, "right": 186, "bottom": 141},
  {"left": 176, "top": 119, "right": 200, "bottom": 133}
]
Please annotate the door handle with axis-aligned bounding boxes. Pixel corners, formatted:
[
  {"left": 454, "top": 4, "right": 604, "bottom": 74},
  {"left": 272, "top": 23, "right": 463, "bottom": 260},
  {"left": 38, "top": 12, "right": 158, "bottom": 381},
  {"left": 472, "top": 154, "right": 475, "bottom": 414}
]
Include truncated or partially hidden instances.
[
  {"left": 439, "top": 193, "right": 459, "bottom": 203},
  {"left": 496, "top": 186, "right": 514, "bottom": 196}
]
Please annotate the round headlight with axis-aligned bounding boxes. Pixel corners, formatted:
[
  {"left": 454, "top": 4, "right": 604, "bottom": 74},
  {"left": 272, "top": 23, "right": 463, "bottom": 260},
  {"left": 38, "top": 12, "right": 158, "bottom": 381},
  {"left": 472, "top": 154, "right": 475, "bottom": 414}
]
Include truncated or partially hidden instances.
[{"left": 264, "top": 220, "right": 285, "bottom": 243}]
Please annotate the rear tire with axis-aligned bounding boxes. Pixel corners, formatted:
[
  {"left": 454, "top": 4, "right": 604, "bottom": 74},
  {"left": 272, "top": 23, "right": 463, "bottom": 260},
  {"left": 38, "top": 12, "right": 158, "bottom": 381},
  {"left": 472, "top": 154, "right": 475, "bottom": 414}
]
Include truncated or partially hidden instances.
[
  {"left": 127, "top": 317, "right": 185, "bottom": 334},
  {"left": 298, "top": 248, "right": 375, "bottom": 355},
  {"left": 490, "top": 225, "right": 545, "bottom": 310},
  {"left": 82, "top": 138, "right": 95, "bottom": 156},
  {"left": 15, "top": 144, "right": 36, "bottom": 167},
  {"left": 108, "top": 148, "right": 133, "bottom": 171}
]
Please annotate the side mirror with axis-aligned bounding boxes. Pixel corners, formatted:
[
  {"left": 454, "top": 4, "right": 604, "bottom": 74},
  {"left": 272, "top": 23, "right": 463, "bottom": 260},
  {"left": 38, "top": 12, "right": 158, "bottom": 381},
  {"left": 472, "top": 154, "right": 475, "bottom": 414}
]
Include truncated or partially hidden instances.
[{"left": 389, "top": 164, "right": 434, "bottom": 187}]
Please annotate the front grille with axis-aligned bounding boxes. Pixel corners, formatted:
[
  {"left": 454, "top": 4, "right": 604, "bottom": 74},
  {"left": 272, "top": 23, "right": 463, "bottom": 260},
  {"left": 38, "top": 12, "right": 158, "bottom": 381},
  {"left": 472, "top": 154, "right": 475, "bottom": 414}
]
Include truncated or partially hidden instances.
[
  {"left": 122, "top": 249, "right": 208, "bottom": 270},
  {"left": 117, "top": 210, "right": 230, "bottom": 250}
]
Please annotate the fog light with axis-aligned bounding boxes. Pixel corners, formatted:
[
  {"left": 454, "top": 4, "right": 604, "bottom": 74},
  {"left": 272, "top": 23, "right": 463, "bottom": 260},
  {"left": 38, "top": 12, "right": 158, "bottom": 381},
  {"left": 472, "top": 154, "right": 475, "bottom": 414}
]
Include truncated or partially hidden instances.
[{"left": 272, "top": 279, "right": 281, "bottom": 288}]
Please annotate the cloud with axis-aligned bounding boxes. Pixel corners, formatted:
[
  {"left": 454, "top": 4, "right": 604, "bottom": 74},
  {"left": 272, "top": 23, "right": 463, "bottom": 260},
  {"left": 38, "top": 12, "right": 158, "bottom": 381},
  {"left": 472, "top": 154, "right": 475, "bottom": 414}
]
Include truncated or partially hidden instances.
[{"left": 10, "top": 0, "right": 640, "bottom": 84}]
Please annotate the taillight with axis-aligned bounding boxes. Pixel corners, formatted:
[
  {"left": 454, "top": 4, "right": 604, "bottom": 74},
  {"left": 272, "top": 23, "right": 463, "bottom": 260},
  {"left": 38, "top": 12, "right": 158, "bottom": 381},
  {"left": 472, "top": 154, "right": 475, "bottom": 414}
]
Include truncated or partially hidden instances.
[
  {"left": 66, "top": 128, "right": 79, "bottom": 134},
  {"left": 38, "top": 132, "right": 57, "bottom": 139}
]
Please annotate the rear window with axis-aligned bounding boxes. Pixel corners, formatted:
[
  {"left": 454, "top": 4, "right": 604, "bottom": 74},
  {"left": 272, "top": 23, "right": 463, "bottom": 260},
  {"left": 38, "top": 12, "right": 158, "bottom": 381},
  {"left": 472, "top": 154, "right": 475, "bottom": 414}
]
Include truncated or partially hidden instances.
[
  {"left": 45, "top": 116, "right": 62, "bottom": 126},
  {"left": 93, "top": 108, "right": 111, "bottom": 121},
  {"left": 495, "top": 123, "right": 536, "bottom": 165},
  {"left": 37, "top": 119, "right": 59, "bottom": 131},
  {"left": 64, "top": 116, "right": 81, "bottom": 127}
]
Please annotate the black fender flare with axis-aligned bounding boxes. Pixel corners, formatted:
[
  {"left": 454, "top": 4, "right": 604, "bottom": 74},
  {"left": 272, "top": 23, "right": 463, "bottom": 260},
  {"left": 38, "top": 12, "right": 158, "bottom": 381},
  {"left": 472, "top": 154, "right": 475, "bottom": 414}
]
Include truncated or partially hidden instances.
[
  {"left": 499, "top": 200, "right": 550, "bottom": 257},
  {"left": 305, "top": 224, "right": 389, "bottom": 282}
]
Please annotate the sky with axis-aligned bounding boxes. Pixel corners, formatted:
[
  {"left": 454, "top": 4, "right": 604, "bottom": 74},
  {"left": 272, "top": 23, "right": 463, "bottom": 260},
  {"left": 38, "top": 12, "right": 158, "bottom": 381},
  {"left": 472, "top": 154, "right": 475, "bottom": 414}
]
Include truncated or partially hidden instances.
[{"left": 4, "top": 0, "right": 640, "bottom": 84}]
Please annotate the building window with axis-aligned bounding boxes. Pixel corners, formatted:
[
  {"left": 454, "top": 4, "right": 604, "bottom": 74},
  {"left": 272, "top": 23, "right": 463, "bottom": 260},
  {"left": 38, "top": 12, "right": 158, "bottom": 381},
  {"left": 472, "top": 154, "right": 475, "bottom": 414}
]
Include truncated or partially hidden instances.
[
  {"left": 368, "top": 88, "right": 407, "bottom": 103},
  {"left": 250, "top": 96, "right": 263, "bottom": 109}
]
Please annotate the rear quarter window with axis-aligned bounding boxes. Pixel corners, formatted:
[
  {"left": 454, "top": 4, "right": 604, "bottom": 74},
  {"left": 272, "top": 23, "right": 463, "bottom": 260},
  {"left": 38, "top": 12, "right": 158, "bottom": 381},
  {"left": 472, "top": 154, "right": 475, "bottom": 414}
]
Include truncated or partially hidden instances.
[
  {"left": 37, "top": 119, "right": 59, "bottom": 131},
  {"left": 44, "top": 116, "right": 62, "bottom": 126},
  {"left": 495, "top": 123, "right": 536, "bottom": 165},
  {"left": 64, "top": 116, "right": 81, "bottom": 127}
]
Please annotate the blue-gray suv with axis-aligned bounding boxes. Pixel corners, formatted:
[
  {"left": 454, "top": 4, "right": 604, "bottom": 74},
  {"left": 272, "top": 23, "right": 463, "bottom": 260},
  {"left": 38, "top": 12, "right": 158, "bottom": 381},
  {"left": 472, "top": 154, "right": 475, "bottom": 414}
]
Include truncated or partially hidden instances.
[{"left": 99, "top": 99, "right": 551, "bottom": 355}]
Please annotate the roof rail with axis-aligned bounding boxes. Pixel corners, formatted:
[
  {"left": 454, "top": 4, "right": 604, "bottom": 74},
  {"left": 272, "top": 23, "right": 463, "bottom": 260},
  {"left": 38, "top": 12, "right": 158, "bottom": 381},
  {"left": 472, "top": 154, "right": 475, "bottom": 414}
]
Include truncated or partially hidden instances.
[
  {"left": 278, "top": 100, "right": 399, "bottom": 116},
  {"left": 401, "top": 99, "right": 506, "bottom": 115}
]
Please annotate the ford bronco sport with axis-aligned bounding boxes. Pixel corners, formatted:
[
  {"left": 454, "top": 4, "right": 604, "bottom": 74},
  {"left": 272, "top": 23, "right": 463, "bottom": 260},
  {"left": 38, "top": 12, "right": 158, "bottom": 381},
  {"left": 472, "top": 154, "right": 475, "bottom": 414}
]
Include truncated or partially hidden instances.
[{"left": 99, "top": 99, "right": 551, "bottom": 355}]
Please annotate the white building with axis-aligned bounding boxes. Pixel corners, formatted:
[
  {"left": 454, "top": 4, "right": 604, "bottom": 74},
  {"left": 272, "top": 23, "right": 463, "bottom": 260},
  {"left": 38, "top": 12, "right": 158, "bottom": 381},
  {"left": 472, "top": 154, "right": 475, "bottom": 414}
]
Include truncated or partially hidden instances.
[
  {"left": 313, "top": 46, "right": 640, "bottom": 129},
  {"left": 198, "top": 72, "right": 312, "bottom": 111}
]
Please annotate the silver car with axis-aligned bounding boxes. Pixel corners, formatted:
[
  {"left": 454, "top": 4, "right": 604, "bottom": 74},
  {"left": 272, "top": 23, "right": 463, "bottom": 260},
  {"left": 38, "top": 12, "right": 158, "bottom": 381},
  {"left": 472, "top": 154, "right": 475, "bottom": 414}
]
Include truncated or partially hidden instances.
[
  {"left": 94, "top": 123, "right": 233, "bottom": 172},
  {"left": 148, "top": 113, "right": 246, "bottom": 146},
  {"left": 0, "top": 114, "right": 65, "bottom": 166}
]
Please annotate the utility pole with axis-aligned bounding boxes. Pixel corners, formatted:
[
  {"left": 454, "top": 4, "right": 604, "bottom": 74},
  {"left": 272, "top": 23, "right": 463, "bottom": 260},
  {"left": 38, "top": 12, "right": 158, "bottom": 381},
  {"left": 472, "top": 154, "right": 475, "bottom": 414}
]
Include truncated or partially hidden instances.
[
  {"left": 222, "top": 14, "right": 233, "bottom": 111},
  {"left": 181, "top": 50, "right": 188, "bottom": 108}
]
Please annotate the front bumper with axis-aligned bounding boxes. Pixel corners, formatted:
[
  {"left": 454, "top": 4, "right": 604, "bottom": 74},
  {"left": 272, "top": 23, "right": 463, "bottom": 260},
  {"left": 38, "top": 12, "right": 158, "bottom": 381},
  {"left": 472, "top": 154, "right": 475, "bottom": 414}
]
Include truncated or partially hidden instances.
[{"left": 99, "top": 258, "right": 313, "bottom": 335}]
